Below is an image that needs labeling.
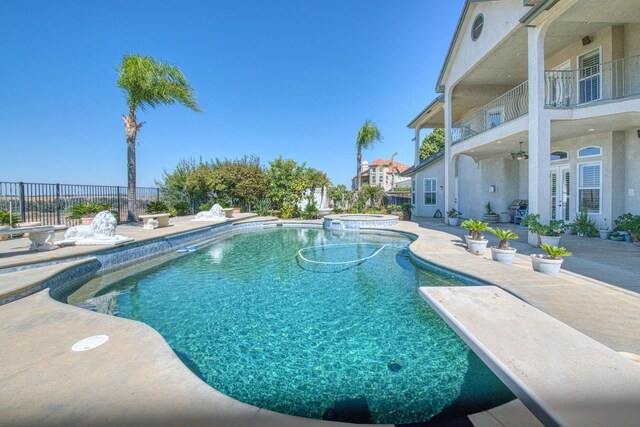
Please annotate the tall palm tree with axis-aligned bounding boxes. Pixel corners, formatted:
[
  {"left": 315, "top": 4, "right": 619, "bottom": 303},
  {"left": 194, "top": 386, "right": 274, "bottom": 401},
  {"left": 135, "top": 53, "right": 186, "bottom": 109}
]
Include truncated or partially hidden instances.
[
  {"left": 117, "top": 54, "right": 200, "bottom": 222},
  {"left": 355, "top": 120, "right": 382, "bottom": 191},
  {"left": 385, "top": 152, "right": 399, "bottom": 190}
]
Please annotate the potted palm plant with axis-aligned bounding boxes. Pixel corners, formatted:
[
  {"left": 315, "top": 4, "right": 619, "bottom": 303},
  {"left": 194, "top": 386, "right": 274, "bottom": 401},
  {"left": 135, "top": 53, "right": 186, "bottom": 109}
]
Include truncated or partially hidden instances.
[
  {"left": 68, "top": 202, "right": 115, "bottom": 224},
  {"left": 461, "top": 219, "right": 491, "bottom": 255},
  {"left": 523, "top": 213, "right": 541, "bottom": 246},
  {"left": 482, "top": 202, "right": 499, "bottom": 224},
  {"left": 489, "top": 228, "right": 519, "bottom": 264},
  {"left": 446, "top": 209, "right": 462, "bottom": 226},
  {"left": 538, "top": 219, "right": 566, "bottom": 247},
  {"left": 531, "top": 243, "right": 572, "bottom": 277}
]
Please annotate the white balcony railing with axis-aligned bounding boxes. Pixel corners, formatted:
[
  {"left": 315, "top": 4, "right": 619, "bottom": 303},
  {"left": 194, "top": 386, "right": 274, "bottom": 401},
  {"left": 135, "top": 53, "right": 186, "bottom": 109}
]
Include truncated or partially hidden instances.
[
  {"left": 545, "top": 55, "right": 640, "bottom": 108},
  {"left": 451, "top": 81, "right": 529, "bottom": 144}
]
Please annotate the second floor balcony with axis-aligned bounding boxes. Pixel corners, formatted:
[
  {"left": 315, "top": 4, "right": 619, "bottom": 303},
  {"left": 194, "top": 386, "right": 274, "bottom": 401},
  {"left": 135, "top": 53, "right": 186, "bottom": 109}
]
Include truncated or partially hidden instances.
[
  {"left": 545, "top": 55, "right": 640, "bottom": 108},
  {"left": 452, "top": 81, "right": 528, "bottom": 144}
]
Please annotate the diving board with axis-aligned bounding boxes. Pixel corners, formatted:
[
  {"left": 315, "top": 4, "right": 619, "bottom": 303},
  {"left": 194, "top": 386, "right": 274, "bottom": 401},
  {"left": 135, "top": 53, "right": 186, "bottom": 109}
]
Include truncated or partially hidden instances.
[{"left": 420, "top": 286, "right": 640, "bottom": 427}]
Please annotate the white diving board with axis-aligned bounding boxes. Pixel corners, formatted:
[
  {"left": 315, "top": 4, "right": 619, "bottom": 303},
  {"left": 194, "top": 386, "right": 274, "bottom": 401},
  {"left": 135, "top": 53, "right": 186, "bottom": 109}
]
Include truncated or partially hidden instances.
[{"left": 420, "top": 286, "right": 640, "bottom": 427}]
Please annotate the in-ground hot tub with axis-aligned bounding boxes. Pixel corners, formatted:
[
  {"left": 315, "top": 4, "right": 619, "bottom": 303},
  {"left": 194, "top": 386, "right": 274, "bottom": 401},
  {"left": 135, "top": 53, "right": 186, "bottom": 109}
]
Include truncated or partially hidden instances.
[{"left": 323, "top": 213, "right": 399, "bottom": 230}]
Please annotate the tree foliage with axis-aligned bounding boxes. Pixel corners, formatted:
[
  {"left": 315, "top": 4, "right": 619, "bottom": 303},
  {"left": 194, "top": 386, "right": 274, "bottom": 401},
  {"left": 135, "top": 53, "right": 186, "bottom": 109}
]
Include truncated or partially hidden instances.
[
  {"left": 419, "top": 128, "right": 445, "bottom": 160},
  {"left": 355, "top": 120, "right": 382, "bottom": 190},
  {"left": 117, "top": 54, "right": 200, "bottom": 222}
]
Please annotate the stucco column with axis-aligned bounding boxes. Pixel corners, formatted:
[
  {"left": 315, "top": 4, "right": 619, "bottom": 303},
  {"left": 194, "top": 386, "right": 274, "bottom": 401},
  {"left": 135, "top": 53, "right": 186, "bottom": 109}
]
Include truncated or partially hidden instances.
[
  {"left": 443, "top": 86, "right": 455, "bottom": 219},
  {"left": 527, "top": 24, "right": 551, "bottom": 223},
  {"left": 414, "top": 128, "right": 421, "bottom": 166}
]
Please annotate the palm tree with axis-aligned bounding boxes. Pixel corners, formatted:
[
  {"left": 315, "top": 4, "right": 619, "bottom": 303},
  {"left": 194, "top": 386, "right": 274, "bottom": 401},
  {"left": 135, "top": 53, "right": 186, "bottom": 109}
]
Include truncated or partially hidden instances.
[
  {"left": 385, "top": 152, "right": 399, "bottom": 190},
  {"left": 117, "top": 54, "right": 200, "bottom": 222},
  {"left": 355, "top": 120, "right": 382, "bottom": 191}
]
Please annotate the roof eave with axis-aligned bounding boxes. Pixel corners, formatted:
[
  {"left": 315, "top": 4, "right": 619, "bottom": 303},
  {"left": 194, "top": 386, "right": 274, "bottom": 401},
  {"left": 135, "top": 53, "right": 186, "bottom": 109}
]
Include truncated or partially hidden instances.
[
  {"left": 400, "top": 150, "right": 445, "bottom": 176},
  {"left": 407, "top": 95, "right": 445, "bottom": 128},
  {"left": 520, "top": 0, "right": 559, "bottom": 26}
]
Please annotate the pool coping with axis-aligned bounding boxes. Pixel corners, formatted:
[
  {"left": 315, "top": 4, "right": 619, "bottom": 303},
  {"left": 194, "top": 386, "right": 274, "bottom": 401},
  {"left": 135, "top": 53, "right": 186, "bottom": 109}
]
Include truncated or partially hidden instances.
[{"left": 3, "top": 218, "right": 638, "bottom": 425}]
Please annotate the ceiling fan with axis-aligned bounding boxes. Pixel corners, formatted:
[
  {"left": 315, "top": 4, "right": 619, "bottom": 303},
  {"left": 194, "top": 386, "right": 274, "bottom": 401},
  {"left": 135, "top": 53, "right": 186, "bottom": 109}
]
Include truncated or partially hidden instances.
[{"left": 511, "top": 142, "right": 529, "bottom": 161}]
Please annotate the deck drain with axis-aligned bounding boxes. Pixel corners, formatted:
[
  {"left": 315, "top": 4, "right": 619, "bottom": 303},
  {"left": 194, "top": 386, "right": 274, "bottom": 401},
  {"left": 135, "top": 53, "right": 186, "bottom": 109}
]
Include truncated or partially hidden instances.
[{"left": 72, "top": 335, "right": 109, "bottom": 352}]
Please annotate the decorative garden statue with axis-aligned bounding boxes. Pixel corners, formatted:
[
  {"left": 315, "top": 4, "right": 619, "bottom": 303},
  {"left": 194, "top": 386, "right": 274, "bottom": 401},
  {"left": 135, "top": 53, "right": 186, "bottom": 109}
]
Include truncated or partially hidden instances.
[
  {"left": 193, "top": 204, "right": 226, "bottom": 221},
  {"left": 58, "top": 211, "right": 133, "bottom": 246}
]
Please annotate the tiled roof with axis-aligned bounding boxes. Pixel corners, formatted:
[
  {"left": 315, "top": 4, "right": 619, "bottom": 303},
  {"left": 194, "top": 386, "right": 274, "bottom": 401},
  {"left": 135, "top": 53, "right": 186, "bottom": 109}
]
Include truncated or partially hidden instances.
[{"left": 368, "top": 158, "right": 411, "bottom": 172}]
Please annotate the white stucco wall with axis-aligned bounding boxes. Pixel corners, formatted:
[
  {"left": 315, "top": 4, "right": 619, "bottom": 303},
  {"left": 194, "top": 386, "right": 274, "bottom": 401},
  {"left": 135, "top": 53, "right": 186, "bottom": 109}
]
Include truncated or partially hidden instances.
[
  {"left": 623, "top": 129, "right": 640, "bottom": 214},
  {"left": 442, "top": 0, "right": 527, "bottom": 90},
  {"left": 456, "top": 155, "right": 523, "bottom": 220},
  {"left": 412, "top": 160, "right": 445, "bottom": 219}
]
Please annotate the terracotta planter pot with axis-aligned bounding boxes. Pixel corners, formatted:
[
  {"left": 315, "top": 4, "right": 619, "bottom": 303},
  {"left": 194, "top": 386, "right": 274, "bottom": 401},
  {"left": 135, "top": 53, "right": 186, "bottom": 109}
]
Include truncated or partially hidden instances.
[
  {"left": 539, "top": 235, "right": 561, "bottom": 247},
  {"left": 467, "top": 238, "right": 488, "bottom": 255},
  {"left": 80, "top": 217, "right": 94, "bottom": 225},
  {"left": 531, "top": 254, "right": 563, "bottom": 276},
  {"left": 491, "top": 247, "right": 517, "bottom": 264}
]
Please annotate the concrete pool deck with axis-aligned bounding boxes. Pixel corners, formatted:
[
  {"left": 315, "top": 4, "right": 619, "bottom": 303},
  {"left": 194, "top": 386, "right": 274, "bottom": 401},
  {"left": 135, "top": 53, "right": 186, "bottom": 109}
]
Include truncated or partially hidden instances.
[{"left": 0, "top": 216, "right": 638, "bottom": 426}]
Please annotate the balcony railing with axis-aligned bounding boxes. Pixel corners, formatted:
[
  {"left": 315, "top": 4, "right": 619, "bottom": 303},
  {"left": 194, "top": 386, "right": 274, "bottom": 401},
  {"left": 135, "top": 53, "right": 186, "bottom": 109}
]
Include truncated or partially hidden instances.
[
  {"left": 545, "top": 55, "right": 640, "bottom": 108},
  {"left": 451, "top": 81, "right": 529, "bottom": 144}
]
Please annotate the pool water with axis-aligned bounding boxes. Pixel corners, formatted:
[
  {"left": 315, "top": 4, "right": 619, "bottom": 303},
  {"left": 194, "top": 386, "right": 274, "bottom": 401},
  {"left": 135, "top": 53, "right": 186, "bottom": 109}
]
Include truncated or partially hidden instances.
[{"left": 69, "top": 227, "right": 513, "bottom": 424}]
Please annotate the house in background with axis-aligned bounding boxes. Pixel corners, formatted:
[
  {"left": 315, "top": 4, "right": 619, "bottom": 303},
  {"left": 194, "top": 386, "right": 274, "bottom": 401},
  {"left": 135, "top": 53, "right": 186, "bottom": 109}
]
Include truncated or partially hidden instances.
[
  {"left": 352, "top": 159, "right": 411, "bottom": 192},
  {"left": 403, "top": 0, "right": 640, "bottom": 227}
]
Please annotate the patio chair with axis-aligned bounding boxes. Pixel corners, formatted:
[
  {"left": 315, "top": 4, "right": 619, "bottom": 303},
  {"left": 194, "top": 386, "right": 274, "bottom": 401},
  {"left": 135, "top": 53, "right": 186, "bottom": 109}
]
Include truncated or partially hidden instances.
[{"left": 514, "top": 209, "right": 528, "bottom": 227}]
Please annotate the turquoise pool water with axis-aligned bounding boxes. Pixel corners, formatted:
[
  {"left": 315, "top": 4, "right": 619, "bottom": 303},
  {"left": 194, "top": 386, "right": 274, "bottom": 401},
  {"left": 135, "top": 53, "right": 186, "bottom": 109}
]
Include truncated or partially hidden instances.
[{"left": 69, "top": 227, "right": 513, "bottom": 424}]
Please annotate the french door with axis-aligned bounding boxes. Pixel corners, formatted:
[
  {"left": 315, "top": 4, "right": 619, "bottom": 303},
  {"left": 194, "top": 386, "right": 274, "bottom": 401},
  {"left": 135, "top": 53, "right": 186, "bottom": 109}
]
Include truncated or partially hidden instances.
[{"left": 551, "top": 166, "right": 571, "bottom": 221}]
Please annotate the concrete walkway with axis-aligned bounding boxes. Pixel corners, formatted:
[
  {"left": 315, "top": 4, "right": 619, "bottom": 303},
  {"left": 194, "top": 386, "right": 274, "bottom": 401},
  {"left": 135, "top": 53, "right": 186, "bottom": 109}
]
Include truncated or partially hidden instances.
[{"left": 412, "top": 217, "right": 640, "bottom": 294}]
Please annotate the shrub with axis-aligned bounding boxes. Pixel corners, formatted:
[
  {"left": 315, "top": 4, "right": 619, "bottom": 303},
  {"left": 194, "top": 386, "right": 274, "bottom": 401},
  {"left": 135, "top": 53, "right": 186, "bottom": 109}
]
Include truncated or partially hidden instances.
[
  {"left": 539, "top": 220, "right": 567, "bottom": 237},
  {"left": 198, "top": 202, "right": 212, "bottom": 212},
  {"left": 0, "top": 210, "right": 20, "bottom": 226},
  {"left": 68, "top": 202, "right": 113, "bottom": 220},
  {"left": 147, "top": 200, "right": 169, "bottom": 214},
  {"left": 254, "top": 198, "right": 272, "bottom": 216},
  {"left": 332, "top": 207, "right": 344, "bottom": 214},
  {"left": 301, "top": 200, "right": 319, "bottom": 219},
  {"left": 523, "top": 213, "right": 542, "bottom": 233},
  {"left": 172, "top": 201, "right": 191, "bottom": 216},
  {"left": 613, "top": 213, "right": 637, "bottom": 232},
  {"left": 280, "top": 203, "right": 297, "bottom": 219},
  {"left": 571, "top": 210, "right": 598, "bottom": 237}
]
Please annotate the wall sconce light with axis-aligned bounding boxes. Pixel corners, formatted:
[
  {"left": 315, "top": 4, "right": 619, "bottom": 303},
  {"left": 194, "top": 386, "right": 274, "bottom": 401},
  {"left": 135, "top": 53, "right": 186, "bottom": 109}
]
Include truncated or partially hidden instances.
[
  {"left": 489, "top": 185, "right": 496, "bottom": 193},
  {"left": 582, "top": 35, "right": 591, "bottom": 46},
  {"left": 637, "top": 129, "right": 640, "bottom": 138},
  {"left": 439, "top": 185, "right": 444, "bottom": 191}
]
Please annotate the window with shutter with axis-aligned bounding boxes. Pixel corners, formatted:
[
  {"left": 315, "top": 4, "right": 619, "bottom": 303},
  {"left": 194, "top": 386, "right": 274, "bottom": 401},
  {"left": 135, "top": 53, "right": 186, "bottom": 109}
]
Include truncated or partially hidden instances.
[
  {"left": 579, "top": 50, "right": 601, "bottom": 104},
  {"left": 423, "top": 178, "right": 437, "bottom": 206},
  {"left": 578, "top": 162, "right": 601, "bottom": 213}
]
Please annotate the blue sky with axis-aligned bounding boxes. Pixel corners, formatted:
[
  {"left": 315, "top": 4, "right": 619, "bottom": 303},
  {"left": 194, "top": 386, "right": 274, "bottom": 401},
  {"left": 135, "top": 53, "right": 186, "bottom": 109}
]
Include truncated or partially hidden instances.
[{"left": 0, "top": 0, "right": 464, "bottom": 187}]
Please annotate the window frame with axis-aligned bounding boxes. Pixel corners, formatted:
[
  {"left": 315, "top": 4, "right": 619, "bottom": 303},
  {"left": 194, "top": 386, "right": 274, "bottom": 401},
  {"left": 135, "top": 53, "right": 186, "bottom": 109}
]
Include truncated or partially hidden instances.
[
  {"left": 577, "top": 160, "right": 602, "bottom": 215},
  {"left": 577, "top": 47, "right": 602, "bottom": 105},
  {"left": 577, "top": 146, "right": 602, "bottom": 159},
  {"left": 423, "top": 178, "right": 437, "bottom": 206},
  {"left": 471, "top": 14, "right": 484, "bottom": 41},
  {"left": 550, "top": 150, "right": 569, "bottom": 162}
]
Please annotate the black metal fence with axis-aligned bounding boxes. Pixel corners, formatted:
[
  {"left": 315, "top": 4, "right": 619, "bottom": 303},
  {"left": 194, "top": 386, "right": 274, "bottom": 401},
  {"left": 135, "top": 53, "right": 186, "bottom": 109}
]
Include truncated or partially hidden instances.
[{"left": 0, "top": 182, "right": 160, "bottom": 226}]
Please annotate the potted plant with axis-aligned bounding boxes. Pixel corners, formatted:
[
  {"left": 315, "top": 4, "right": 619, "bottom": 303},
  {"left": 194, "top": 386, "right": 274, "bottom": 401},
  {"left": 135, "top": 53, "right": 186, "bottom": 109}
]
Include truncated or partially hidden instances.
[
  {"left": 531, "top": 243, "right": 572, "bottom": 277},
  {"left": 571, "top": 210, "right": 598, "bottom": 237},
  {"left": 613, "top": 213, "right": 637, "bottom": 243},
  {"left": 400, "top": 203, "right": 414, "bottom": 221},
  {"left": 482, "top": 202, "right": 499, "bottom": 224},
  {"left": 461, "top": 219, "right": 491, "bottom": 255},
  {"left": 538, "top": 219, "right": 566, "bottom": 247},
  {"left": 629, "top": 215, "right": 640, "bottom": 247},
  {"left": 598, "top": 218, "right": 610, "bottom": 240},
  {"left": 489, "top": 227, "right": 519, "bottom": 264},
  {"left": 446, "top": 209, "right": 462, "bottom": 226},
  {"left": 68, "top": 202, "right": 114, "bottom": 224},
  {"left": 523, "top": 213, "right": 541, "bottom": 246},
  {"left": 609, "top": 231, "right": 626, "bottom": 241}
]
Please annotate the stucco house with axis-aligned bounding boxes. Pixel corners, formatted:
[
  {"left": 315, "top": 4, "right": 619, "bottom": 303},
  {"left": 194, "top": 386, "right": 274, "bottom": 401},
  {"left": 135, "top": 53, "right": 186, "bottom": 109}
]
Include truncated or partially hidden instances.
[
  {"left": 403, "top": 0, "right": 640, "bottom": 228},
  {"left": 352, "top": 159, "right": 411, "bottom": 192}
]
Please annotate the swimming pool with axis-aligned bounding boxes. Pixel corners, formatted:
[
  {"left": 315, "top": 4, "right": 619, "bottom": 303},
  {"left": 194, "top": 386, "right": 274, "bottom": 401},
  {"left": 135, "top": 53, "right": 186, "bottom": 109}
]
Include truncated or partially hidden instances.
[{"left": 65, "top": 227, "right": 513, "bottom": 424}]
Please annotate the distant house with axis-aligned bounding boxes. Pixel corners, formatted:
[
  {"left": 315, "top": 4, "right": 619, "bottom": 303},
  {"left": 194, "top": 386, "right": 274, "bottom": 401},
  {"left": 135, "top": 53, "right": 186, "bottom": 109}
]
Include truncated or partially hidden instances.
[
  {"left": 403, "top": 0, "right": 640, "bottom": 226},
  {"left": 352, "top": 159, "right": 411, "bottom": 191}
]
